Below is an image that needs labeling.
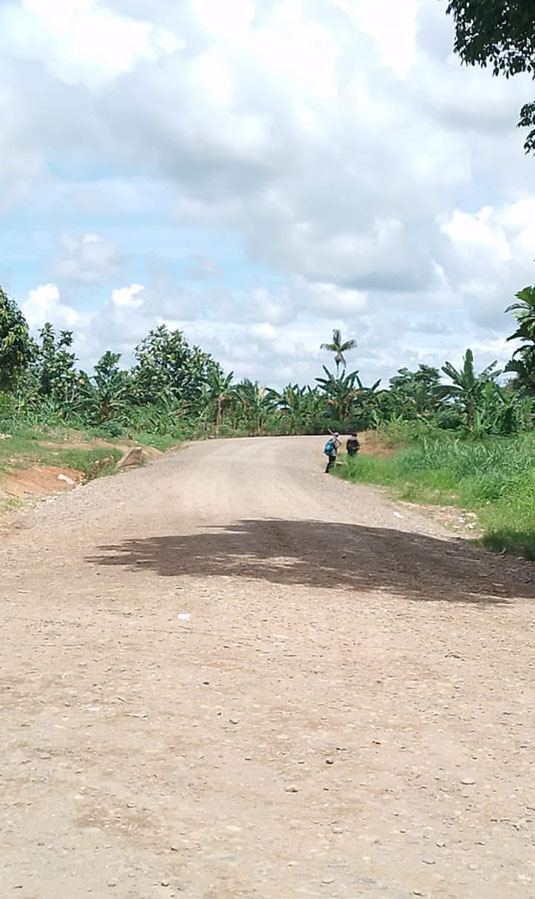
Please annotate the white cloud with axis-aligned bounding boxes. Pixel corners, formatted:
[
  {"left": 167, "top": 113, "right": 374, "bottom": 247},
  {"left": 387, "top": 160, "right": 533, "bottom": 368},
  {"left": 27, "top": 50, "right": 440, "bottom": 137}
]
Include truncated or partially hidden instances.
[
  {"left": 112, "top": 284, "right": 144, "bottom": 308},
  {"left": 441, "top": 208, "right": 510, "bottom": 262},
  {"left": 250, "top": 278, "right": 367, "bottom": 326},
  {"left": 55, "top": 233, "right": 124, "bottom": 283},
  {"left": 2, "top": 0, "right": 535, "bottom": 386},
  {"left": 335, "top": 0, "right": 419, "bottom": 78},
  {"left": 439, "top": 203, "right": 535, "bottom": 329},
  {"left": 22, "top": 283, "right": 79, "bottom": 331},
  {"left": 0, "top": 0, "right": 182, "bottom": 88},
  {"left": 192, "top": 0, "right": 255, "bottom": 40}
]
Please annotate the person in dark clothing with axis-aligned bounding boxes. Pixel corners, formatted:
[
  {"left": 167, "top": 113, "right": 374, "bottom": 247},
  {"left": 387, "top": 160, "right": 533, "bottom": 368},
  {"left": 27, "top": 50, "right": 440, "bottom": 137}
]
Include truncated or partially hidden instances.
[
  {"left": 346, "top": 432, "right": 360, "bottom": 457},
  {"left": 324, "top": 432, "right": 341, "bottom": 473}
]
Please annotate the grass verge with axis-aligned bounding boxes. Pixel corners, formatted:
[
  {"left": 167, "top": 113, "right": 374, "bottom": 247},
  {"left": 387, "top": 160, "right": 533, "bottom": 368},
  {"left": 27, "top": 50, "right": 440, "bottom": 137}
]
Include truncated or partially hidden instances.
[
  {"left": 336, "top": 432, "right": 535, "bottom": 559},
  {"left": 0, "top": 424, "right": 172, "bottom": 484}
]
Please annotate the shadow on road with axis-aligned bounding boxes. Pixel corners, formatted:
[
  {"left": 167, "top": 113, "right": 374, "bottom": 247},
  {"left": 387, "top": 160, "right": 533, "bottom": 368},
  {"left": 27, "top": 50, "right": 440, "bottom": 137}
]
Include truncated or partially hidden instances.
[{"left": 87, "top": 519, "right": 535, "bottom": 605}]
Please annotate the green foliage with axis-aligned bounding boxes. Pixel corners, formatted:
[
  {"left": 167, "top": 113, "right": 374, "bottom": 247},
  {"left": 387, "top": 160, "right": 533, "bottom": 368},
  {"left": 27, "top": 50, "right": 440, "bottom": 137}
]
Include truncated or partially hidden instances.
[
  {"left": 506, "top": 286, "right": 535, "bottom": 341},
  {"left": 133, "top": 325, "right": 220, "bottom": 409},
  {"left": 440, "top": 348, "right": 501, "bottom": 431},
  {"left": 386, "top": 365, "right": 443, "bottom": 422},
  {"left": 93, "top": 420, "right": 126, "bottom": 439},
  {"left": 505, "top": 286, "right": 535, "bottom": 394},
  {"left": 0, "top": 427, "right": 51, "bottom": 472},
  {"left": 201, "top": 368, "right": 235, "bottom": 434},
  {"left": 444, "top": 0, "right": 535, "bottom": 152},
  {"left": 2, "top": 314, "right": 531, "bottom": 446},
  {"left": 231, "top": 380, "right": 273, "bottom": 436},
  {"left": 267, "top": 383, "right": 324, "bottom": 435},
  {"left": 0, "top": 425, "right": 122, "bottom": 479},
  {"left": 32, "top": 323, "right": 78, "bottom": 408},
  {"left": 315, "top": 365, "right": 380, "bottom": 429},
  {"left": 518, "top": 101, "right": 535, "bottom": 154},
  {"left": 1, "top": 276, "right": 535, "bottom": 491},
  {"left": 53, "top": 447, "right": 123, "bottom": 480},
  {"left": 79, "top": 351, "right": 132, "bottom": 424},
  {"left": 0, "top": 288, "right": 33, "bottom": 390}
]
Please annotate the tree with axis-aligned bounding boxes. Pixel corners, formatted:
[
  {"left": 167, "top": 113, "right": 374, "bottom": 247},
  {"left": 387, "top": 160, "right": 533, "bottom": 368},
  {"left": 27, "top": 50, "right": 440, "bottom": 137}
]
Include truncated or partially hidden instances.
[
  {"left": 506, "top": 285, "right": 535, "bottom": 342},
  {"left": 320, "top": 329, "right": 357, "bottom": 378},
  {"left": 203, "top": 367, "right": 234, "bottom": 434},
  {"left": 79, "top": 351, "right": 131, "bottom": 424},
  {"left": 267, "top": 384, "right": 322, "bottom": 434},
  {"left": 505, "top": 286, "right": 535, "bottom": 393},
  {"left": 474, "top": 379, "right": 529, "bottom": 435},
  {"left": 444, "top": 0, "right": 535, "bottom": 153},
  {"left": 440, "top": 348, "right": 501, "bottom": 430},
  {"left": 0, "top": 288, "right": 33, "bottom": 391},
  {"left": 133, "top": 325, "right": 218, "bottom": 409},
  {"left": 505, "top": 355, "right": 535, "bottom": 394},
  {"left": 388, "top": 365, "right": 444, "bottom": 421},
  {"left": 316, "top": 365, "right": 380, "bottom": 425},
  {"left": 233, "top": 380, "right": 272, "bottom": 436},
  {"left": 33, "top": 323, "right": 78, "bottom": 406}
]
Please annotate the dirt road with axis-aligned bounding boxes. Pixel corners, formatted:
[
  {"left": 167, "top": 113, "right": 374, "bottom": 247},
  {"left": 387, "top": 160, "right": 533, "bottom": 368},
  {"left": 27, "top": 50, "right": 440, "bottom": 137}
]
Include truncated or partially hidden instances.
[{"left": 2, "top": 436, "right": 535, "bottom": 899}]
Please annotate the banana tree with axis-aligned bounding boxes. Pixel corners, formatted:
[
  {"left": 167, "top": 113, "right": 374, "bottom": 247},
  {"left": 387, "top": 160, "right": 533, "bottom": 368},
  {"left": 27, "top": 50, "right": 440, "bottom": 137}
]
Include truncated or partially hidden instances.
[
  {"left": 267, "top": 383, "right": 322, "bottom": 434},
  {"left": 233, "top": 379, "right": 273, "bottom": 435},
  {"left": 505, "top": 286, "right": 535, "bottom": 394},
  {"left": 78, "top": 351, "right": 132, "bottom": 424},
  {"left": 506, "top": 353, "right": 535, "bottom": 396},
  {"left": 201, "top": 367, "right": 234, "bottom": 434},
  {"left": 354, "top": 378, "right": 382, "bottom": 427},
  {"left": 316, "top": 366, "right": 379, "bottom": 424},
  {"left": 440, "top": 349, "right": 501, "bottom": 431},
  {"left": 506, "top": 286, "right": 535, "bottom": 343},
  {"left": 387, "top": 365, "right": 444, "bottom": 422}
]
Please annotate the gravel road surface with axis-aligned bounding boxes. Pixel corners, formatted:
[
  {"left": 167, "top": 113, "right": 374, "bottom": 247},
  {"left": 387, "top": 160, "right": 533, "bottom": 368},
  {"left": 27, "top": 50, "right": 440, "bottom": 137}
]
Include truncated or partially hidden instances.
[{"left": 1, "top": 436, "right": 535, "bottom": 898}]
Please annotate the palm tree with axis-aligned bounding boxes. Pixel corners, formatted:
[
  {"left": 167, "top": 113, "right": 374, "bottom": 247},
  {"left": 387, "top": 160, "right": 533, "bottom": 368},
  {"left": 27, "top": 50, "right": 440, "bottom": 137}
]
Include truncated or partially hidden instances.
[
  {"left": 320, "top": 329, "right": 357, "bottom": 378},
  {"left": 440, "top": 349, "right": 501, "bottom": 431}
]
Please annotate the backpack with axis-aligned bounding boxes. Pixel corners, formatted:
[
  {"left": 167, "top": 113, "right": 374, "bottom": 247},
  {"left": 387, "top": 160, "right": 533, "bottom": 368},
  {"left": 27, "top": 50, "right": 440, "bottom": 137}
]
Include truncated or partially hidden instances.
[{"left": 324, "top": 439, "right": 335, "bottom": 455}]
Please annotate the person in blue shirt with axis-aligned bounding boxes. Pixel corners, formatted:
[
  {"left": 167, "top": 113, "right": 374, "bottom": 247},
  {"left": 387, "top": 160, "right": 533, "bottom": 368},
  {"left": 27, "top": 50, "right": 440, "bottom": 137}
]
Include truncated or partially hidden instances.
[{"left": 324, "top": 432, "right": 341, "bottom": 473}]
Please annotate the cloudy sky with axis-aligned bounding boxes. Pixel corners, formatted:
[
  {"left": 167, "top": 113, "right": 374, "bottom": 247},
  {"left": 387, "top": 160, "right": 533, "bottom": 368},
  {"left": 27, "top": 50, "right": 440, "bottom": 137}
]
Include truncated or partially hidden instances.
[{"left": 1, "top": 0, "right": 534, "bottom": 387}]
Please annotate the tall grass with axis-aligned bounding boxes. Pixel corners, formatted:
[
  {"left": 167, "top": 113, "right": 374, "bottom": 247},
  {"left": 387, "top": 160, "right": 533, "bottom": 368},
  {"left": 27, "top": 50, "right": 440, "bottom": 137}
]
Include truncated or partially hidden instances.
[{"left": 338, "top": 432, "right": 535, "bottom": 558}]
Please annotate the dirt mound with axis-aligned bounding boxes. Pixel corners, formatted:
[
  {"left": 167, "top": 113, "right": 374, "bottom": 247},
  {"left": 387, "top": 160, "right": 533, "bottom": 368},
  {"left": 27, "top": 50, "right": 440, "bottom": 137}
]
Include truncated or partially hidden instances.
[
  {"left": 39, "top": 438, "right": 129, "bottom": 451},
  {"left": 0, "top": 466, "right": 82, "bottom": 498},
  {"left": 39, "top": 440, "right": 165, "bottom": 460},
  {"left": 0, "top": 442, "right": 165, "bottom": 506},
  {"left": 140, "top": 445, "right": 164, "bottom": 462},
  {"left": 358, "top": 431, "right": 397, "bottom": 457}
]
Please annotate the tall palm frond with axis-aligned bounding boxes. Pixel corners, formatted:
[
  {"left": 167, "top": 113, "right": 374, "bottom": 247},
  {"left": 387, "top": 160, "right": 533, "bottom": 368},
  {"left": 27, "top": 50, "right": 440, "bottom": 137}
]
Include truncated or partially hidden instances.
[{"left": 320, "top": 329, "right": 358, "bottom": 377}]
